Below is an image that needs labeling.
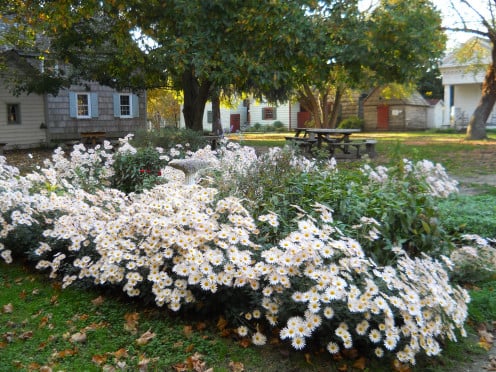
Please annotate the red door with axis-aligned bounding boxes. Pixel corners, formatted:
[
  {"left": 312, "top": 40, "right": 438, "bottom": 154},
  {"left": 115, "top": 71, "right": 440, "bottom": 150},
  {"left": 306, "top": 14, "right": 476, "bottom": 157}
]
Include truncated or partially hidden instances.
[
  {"left": 230, "top": 114, "right": 240, "bottom": 132},
  {"left": 377, "top": 104, "right": 389, "bottom": 130},
  {"left": 297, "top": 111, "right": 311, "bottom": 128}
]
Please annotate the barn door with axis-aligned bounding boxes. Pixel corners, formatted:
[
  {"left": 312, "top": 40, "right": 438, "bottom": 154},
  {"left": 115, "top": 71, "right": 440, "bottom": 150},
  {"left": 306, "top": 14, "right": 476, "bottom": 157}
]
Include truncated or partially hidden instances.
[
  {"left": 230, "top": 114, "right": 241, "bottom": 132},
  {"left": 377, "top": 104, "right": 389, "bottom": 130}
]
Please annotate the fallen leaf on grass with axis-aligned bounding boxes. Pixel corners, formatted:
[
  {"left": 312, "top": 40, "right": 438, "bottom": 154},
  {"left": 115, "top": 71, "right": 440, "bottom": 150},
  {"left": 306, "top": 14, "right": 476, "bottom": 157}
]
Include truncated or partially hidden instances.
[
  {"left": 2, "top": 303, "right": 13, "bottom": 313},
  {"left": 352, "top": 357, "right": 367, "bottom": 370},
  {"left": 3, "top": 332, "right": 15, "bottom": 342},
  {"left": 479, "top": 327, "right": 494, "bottom": 350},
  {"left": 304, "top": 353, "right": 313, "bottom": 365},
  {"left": 91, "top": 296, "right": 105, "bottom": 306},
  {"left": 185, "top": 343, "right": 195, "bottom": 352},
  {"left": 39, "top": 366, "right": 52, "bottom": 372},
  {"left": 392, "top": 359, "right": 411, "bottom": 372},
  {"left": 52, "top": 348, "right": 77, "bottom": 359},
  {"left": 187, "top": 352, "right": 212, "bottom": 372},
  {"left": 138, "top": 355, "right": 159, "bottom": 372},
  {"left": 124, "top": 312, "right": 140, "bottom": 333},
  {"left": 0, "top": 341, "right": 7, "bottom": 348},
  {"left": 19, "top": 331, "right": 34, "bottom": 340},
  {"left": 19, "top": 290, "right": 27, "bottom": 300},
  {"left": 136, "top": 329, "right": 156, "bottom": 346},
  {"left": 229, "top": 361, "right": 245, "bottom": 372},
  {"left": 28, "top": 362, "right": 41, "bottom": 370},
  {"left": 183, "top": 325, "right": 193, "bottom": 337},
  {"left": 217, "top": 316, "right": 228, "bottom": 332},
  {"left": 39, "top": 316, "right": 49, "bottom": 328},
  {"left": 83, "top": 321, "right": 109, "bottom": 332},
  {"left": 238, "top": 338, "right": 250, "bottom": 348},
  {"left": 92, "top": 354, "right": 108, "bottom": 365},
  {"left": 69, "top": 332, "right": 87, "bottom": 344},
  {"left": 112, "top": 348, "right": 129, "bottom": 359}
]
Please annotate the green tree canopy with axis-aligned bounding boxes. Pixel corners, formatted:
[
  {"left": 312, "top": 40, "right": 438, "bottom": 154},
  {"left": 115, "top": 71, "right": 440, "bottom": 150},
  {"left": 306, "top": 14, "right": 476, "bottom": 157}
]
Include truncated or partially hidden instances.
[
  {"left": 1, "top": 0, "right": 445, "bottom": 132},
  {"left": 293, "top": 0, "right": 446, "bottom": 128}
]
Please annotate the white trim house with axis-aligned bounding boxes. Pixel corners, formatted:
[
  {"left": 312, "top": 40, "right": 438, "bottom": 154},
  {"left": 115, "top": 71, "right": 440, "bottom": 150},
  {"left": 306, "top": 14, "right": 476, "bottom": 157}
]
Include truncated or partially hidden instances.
[
  {"left": 180, "top": 99, "right": 302, "bottom": 133},
  {"left": 440, "top": 37, "right": 496, "bottom": 128}
]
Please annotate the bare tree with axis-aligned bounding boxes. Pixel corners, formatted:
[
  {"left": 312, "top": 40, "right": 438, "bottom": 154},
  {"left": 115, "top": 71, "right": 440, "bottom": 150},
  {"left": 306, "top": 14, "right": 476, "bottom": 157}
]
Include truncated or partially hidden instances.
[{"left": 444, "top": 0, "right": 496, "bottom": 139}]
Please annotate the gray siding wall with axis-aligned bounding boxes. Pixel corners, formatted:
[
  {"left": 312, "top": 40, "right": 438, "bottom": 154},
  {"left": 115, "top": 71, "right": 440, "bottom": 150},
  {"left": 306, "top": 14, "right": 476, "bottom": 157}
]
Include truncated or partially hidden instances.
[
  {"left": 46, "top": 82, "right": 146, "bottom": 141},
  {"left": 0, "top": 77, "right": 47, "bottom": 149}
]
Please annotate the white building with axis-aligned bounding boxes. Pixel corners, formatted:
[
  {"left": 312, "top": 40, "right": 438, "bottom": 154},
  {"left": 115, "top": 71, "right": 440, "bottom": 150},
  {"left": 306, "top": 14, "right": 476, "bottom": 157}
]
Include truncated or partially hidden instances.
[
  {"left": 440, "top": 37, "right": 496, "bottom": 128},
  {"left": 180, "top": 98, "right": 303, "bottom": 133}
]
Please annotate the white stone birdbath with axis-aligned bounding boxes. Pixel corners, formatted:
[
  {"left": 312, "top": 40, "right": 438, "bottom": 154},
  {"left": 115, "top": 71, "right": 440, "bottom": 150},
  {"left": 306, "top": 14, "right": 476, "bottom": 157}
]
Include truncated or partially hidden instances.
[{"left": 168, "top": 159, "right": 211, "bottom": 185}]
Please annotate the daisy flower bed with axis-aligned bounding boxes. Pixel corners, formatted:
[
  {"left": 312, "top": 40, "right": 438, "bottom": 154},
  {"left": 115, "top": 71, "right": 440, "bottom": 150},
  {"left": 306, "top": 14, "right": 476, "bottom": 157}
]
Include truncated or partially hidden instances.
[{"left": 0, "top": 135, "right": 475, "bottom": 365}]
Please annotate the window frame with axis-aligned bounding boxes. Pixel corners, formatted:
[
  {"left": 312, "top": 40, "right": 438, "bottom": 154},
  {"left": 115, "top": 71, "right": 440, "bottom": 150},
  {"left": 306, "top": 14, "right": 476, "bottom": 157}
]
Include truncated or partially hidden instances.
[
  {"left": 119, "top": 94, "right": 132, "bottom": 118},
  {"left": 6, "top": 103, "right": 21, "bottom": 125},
  {"left": 113, "top": 93, "right": 139, "bottom": 118},
  {"left": 76, "top": 93, "right": 92, "bottom": 119},
  {"left": 262, "top": 107, "right": 276, "bottom": 120}
]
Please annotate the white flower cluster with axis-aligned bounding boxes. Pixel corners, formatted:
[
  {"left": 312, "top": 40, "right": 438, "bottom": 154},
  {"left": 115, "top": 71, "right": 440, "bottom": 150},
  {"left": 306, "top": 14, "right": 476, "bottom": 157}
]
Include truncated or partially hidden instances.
[
  {"left": 362, "top": 159, "right": 458, "bottom": 198},
  {"left": 0, "top": 138, "right": 471, "bottom": 364}
]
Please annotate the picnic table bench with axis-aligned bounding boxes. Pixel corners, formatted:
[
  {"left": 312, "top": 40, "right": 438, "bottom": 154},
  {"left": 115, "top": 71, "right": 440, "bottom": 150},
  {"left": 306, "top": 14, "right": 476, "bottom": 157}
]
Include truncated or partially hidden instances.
[
  {"left": 327, "top": 139, "right": 377, "bottom": 159},
  {"left": 285, "top": 128, "right": 377, "bottom": 159},
  {"left": 285, "top": 128, "right": 318, "bottom": 153},
  {"left": 80, "top": 131, "right": 107, "bottom": 145}
]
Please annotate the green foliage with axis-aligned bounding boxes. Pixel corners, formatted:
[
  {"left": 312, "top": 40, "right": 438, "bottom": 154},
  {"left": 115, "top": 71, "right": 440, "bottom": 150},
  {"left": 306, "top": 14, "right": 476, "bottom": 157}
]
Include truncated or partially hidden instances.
[
  {"left": 438, "top": 194, "right": 496, "bottom": 238},
  {"left": 337, "top": 116, "right": 364, "bottom": 130},
  {"left": 250, "top": 123, "right": 262, "bottom": 132},
  {"left": 111, "top": 147, "right": 167, "bottom": 194},
  {"left": 467, "top": 280, "right": 496, "bottom": 323},
  {"left": 209, "top": 153, "right": 451, "bottom": 265},
  {"left": 131, "top": 127, "right": 208, "bottom": 151}
]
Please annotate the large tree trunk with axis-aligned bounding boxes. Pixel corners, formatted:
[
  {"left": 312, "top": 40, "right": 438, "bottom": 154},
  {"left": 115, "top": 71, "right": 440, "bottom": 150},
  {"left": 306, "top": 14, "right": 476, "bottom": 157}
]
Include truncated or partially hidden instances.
[
  {"left": 466, "top": 46, "right": 496, "bottom": 140},
  {"left": 327, "top": 86, "right": 343, "bottom": 128},
  {"left": 182, "top": 68, "right": 211, "bottom": 132},
  {"left": 211, "top": 89, "right": 223, "bottom": 135},
  {"left": 299, "top": 84, "right": 323, "bottom": 128}
]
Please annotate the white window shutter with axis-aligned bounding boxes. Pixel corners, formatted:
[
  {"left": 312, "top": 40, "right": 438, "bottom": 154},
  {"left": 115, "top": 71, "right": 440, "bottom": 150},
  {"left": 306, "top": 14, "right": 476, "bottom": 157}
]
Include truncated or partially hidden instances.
[
  {"left": 69, "top": 92, "right": 77, "bottom": 118},
  {"left": 113, "top": 93, "right": 120, "bottom": 117},
  {"left": 90, "top": 93, "right": 99, "bottom": 118},
  {"left": 132, "top": 94, "right": 139, "bottom": 117}
]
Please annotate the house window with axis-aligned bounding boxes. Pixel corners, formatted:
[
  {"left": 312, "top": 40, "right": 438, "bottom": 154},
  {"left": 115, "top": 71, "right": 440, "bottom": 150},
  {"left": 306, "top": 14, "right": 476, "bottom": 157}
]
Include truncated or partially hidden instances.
[
  {"left": 113, "top": 93, "right": 139, "bottom": 118},
  {"left": 69, "top": 92, "right": 98, "bottom": 119},
  {"left": 120, "top": 94, "right": 131, "bottom": 117},
  {"left": 7, "top": 104, "right": 21, "bottom": 124},
  {"left": 262, "top": 107, "right": 276, "bottom": 120},
  {"left": 207, "top": 111, "right": 213, "bottom": 123},
  {"left": 76, "top": 93, "right": 91, "bottom": 118}
]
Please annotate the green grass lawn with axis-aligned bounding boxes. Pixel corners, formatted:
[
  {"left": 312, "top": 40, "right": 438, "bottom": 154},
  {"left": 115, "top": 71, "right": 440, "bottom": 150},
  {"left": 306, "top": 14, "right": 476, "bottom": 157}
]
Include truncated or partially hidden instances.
[
  {"left": 227, "top": 130, "right": 496, "bottom": 177},
  {"left": 0, "top": 262, "right": 269, "bottom": 372}
]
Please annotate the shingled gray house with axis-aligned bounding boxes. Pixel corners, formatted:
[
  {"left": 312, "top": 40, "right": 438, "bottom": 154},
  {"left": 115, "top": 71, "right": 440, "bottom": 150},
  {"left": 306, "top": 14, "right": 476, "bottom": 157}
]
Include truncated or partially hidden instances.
[{"left": 0, "top": 49, "right": 146, "bottom": 150}]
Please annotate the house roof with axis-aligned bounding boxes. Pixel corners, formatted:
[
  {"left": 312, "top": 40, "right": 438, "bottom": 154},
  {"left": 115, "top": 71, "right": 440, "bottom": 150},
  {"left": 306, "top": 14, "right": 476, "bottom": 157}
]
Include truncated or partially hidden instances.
[
  {"left": 0, "top": 49, "right": 39, "bottom": 76},
  {"left": 440, "top": 37, "right": 491, "bottom": 69},
  {"left": 363, "top": 86, "right": 430, "bottom": 107},
  {"left": 426, "top": 98, "right": 443, "bottom": 106}
]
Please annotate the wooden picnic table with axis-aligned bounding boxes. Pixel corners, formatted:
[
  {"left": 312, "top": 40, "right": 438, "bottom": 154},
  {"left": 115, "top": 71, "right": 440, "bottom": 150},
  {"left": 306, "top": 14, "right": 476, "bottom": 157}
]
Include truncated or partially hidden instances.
[
  {"left": 304, "top": 128, "right": 361, "bottom": 147},
  {"left": 301, "top": 128, "right": 376, "bottom": 159}
]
